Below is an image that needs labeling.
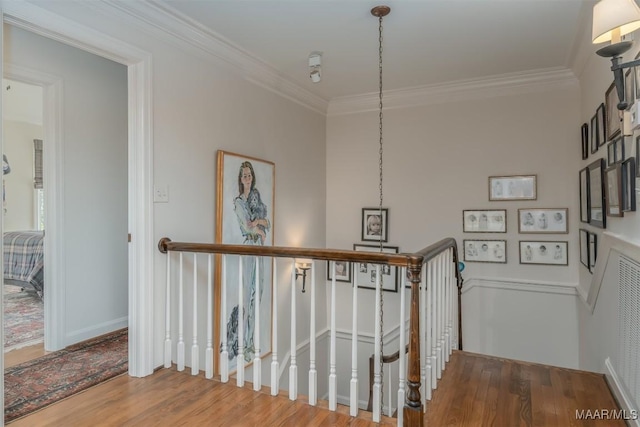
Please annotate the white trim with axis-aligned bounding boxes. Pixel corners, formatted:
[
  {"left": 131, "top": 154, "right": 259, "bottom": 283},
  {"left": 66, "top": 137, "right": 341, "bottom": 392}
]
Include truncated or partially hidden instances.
[
  {"left": 3, "top": 0, "right": 155, "bottom": 377},
  {"left": 604, "top": 357, "right": 640, "bottom": 427},
  {"left": 586, "top": 232, "right": 640, "bottom": 313},
  {"left": 65, "top": 317, "right": 128, "bottom": 344},
  {"left": 462, "top": 277, "right": 578, "bottom": 296},
  {"left": 328, "top": 67, "right": 579, "bottom": 116}
]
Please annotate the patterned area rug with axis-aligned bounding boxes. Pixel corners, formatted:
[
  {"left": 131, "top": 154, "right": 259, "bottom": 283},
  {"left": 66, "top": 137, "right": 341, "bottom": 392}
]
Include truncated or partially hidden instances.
[
  {"left": 4, "top": 328, "right": 128, "bottom": 423},
  {"left": 4, "top": 286, "right": 44, "bottom": 351}
]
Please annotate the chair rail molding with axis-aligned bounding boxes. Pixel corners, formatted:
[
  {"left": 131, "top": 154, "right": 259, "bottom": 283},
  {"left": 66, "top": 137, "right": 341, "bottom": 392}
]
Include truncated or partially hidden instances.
[{"left": 463, "top": 277, "right": 578, "bottom": 296}]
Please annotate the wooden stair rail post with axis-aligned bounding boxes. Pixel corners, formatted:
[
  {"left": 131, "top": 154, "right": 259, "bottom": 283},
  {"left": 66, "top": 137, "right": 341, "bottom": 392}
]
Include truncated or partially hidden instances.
[{"left": 404, "top": 255, "right": 424, "bottom": 427}]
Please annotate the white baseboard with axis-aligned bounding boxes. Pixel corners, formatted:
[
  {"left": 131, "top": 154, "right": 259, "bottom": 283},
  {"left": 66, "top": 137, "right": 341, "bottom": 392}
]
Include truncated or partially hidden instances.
[
  {"left": 604, "top": 357, "right": 640, "bottom": 427},
  {"left": 65, "top": 317, "right": 128, "bottom": 346}
]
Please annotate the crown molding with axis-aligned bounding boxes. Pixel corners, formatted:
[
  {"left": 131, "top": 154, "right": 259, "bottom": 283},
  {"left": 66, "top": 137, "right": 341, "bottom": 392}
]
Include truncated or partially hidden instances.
[
  {"left": 328, "top": 67, "right": 579, "bottom": 116},
  {"left": 86, "top": 0, "right": 328, "bottom": 115}
]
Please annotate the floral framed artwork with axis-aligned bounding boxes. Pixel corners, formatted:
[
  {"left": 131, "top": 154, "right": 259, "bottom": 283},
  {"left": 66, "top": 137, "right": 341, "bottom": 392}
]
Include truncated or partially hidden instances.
[
  {"left": 361, "top": 208, "right": 388, "bottom": 242},
  {"left": 605, "top": 163, "right": 623, "bottom": 217},
  {"left": 519, "top": 241, "right": 568, "bottom": 266},
  {"left": 579, "top": 229, "right": 589, "bottom": 270},
  {"left": 327, "top": 260, "right": 351, "bottom": 283},
  {"left": 214, "top": 150, "right": 275, "bottom": 374},
  {"left": 580, "top": 167, "right": 590, "bottom": 223},
  {"left": 622, "top": 157, "right": 636, "bottom": 212},
  {"left": 462, "top": 209, "right": 506, "bottom": 233},
  {"left": 353, "top": 244, "right": 398, "bottom": 292},
  {"left": 581, "top": 123, "right": 589, "bottom": 160},
  {"left": 596, "top": 103, "right": 607, "bottom": 148},
  {"left": 488, "top": 175, "right": 537, "bottom": 201},
  {"left": 588, "top": 158, "right": 606, "bottom": 229},
  {"left": 463, "top": 239, "right": 506, "bottom": 263},
  {"left": 518, "top": 208, "right": 568, "bottom": 234},
  {"left": 606, "top": 82, "right": 622, "bottom": 140}
]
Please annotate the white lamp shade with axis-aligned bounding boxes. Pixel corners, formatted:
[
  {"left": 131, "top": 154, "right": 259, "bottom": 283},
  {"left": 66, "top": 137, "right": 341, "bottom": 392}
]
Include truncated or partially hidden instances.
[
  {"left": 593, "top": 0, "right": 640, "bottom": 44},
  {"left": 295, "top": 258, "right": 313, "bottom": 269}
]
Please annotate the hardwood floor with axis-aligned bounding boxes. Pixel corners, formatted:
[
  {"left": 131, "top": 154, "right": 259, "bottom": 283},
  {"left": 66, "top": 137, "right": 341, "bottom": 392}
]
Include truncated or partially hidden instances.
[
  {"left": 7, "top": 351, "right": 625, "bottom": 426},
  {"left": 4, "top": 343, "right": 45, "bottom": 368}
]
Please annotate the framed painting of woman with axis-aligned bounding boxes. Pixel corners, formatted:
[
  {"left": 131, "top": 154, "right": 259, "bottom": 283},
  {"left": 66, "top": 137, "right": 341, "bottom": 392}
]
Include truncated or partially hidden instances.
[{"left": 215, "top": 150, "right": 275, "bottom": 374}]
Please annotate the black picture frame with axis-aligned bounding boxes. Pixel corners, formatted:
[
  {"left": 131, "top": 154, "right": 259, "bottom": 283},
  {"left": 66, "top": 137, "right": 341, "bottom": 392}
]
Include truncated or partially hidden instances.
[
  {"left": 353, "top": 244, "right": 398, "bottom": 292},
  {"left": 580, "top": 167, "right": 590, "bottom": 223},
  {"left": 579, "top": 229, "right": 589, "bottom": 270},
  {"left": 361, "top": 208, "right": 388, "bottom": 242},
  {"left": 606, "top": 82, "right": 622, "bottom": 140},
  {"left": 606, "top": 136, "right": 625, "bottom": 166},
  {"left": 588, "top": 158, "right": 606, "bottom": 229},
  {"left": 596, "top": 102, "right": 607, "bottom": 147},
  {"left": 581, "top": 123, "right": 589, "bottom": 159},
  {"left": 327, "top": 260, "right": 351, "bottom": 283},
  {"left": 636, "top": 136, "right": 640, "bottom": 178},
  {"left": 589, "top": 232, "right": 598, "bottom": 273},
  {"left": 622, "top": 157, "right": 636, "bottom": 212},
  {"left": 590, "top": 114, "right": 599, "bottom": 154},
  {"left": 605, "top": 163, "right": 623, "bottom": 218},
  {"left": 626, "top": 68, "right": 635, "bottom": 110}
]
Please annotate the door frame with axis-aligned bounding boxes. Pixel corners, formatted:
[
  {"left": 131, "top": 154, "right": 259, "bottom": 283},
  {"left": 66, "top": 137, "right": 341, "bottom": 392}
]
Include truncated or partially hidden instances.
[{"left": 2, "top": 2, "right": 154, "bottom": 377}]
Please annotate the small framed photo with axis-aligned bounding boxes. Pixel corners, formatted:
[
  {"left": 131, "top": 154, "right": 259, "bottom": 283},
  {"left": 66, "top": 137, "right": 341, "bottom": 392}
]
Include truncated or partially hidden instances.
[
  {"left": 597, "top": 102, "right": 607, "bottom": 147},
  {"left": 581, "top": 123, "right": 589, "bottom": 159},
  {"left": 327, "top": 260, "right": 351, "bottom": 283},
  {"left": 588, "top": 158, "right": 606, "bottom": 229},
  {"left": 462, "top": 209, "right": 506, "bottom": 233},
  {"left": 606, "top": 81, "right": 622, "bottom": 140},
  {"left": 518, "top": 208, "right": 568, "bottom": 234},
  {"left": 463, "top": 239, "right": 506, "bottom": 263},
  {"left": 361, "top": 208, "right": 388, "bottom": 242},
  {"left": 579, "top": 229, "right": 589, "bottom": 270},
  {"left": 519, "top": 241, "right": 568, "bottom": 266},
  {"left": 605, "top": 163, "right": 623, "bottom": 217},
  {"left": 353, "top": 244, "right": 398, "bottom": 292},
  {"left": 622, "top": 157, "right": 636, "bottom": 212},
  {"left": 626, "top": 68, "right": 635, "bottom": 110},
  {"left": 580, "top": 167, "right": 590, "bottom": 223},
  {"left": 606, "top": 136, "right": 625, "bottom": 166},
  {"left": 590, "top": 114, "right": 599, "bottom": 154},
  {"left": 488, "top": 175, "right": 537, "bottom": 201},
  {"left": 589, "top": 232, "right": 598, "bottom": 272}
]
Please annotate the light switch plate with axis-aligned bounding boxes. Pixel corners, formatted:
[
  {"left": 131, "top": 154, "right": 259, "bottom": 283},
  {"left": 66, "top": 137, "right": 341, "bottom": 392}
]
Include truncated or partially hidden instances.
[{"left": 154, "top": 185, "right": 169, "bottom": 203}]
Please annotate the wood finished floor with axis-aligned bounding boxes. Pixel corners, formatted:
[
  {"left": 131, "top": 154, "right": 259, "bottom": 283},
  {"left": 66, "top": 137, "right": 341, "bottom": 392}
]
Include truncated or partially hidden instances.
[{"left": 6, "top": 350, "right": 624, "bottom": 426}]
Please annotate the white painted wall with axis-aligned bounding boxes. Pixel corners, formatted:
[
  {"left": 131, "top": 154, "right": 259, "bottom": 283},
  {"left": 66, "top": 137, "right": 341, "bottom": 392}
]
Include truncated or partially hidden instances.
[
  {"left": 2, "top": 119, "right": 41, "bottom": 231},
  {"left": 4, "top": 25, "right": 129, "bottom": 344}
]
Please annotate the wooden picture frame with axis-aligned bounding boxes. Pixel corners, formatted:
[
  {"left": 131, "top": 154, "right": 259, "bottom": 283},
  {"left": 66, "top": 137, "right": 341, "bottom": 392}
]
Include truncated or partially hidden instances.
[
  {"left": 588, "top": 158, "right": 606, "bottom": 229},
  {"left": 605, "top": 163, "right": 623, "bottom": 217},
  {"left": 581, "top": 122, "right": 589, "bottom": 159},
  {"left": 579, "top": 229, "right": 589, "bottom": 270},
  {"left": 580, "top": 167, "right": 590, "bottom": 223},
  {"left": 518, "top": 208, "right": 568, "bottom": 234},
  {"left": 488, "top": 175, "right": 537, "bottom": 201},
  {"left": 361, "top": 208, "right": 388, "bottom": 242},
  {"left": 215, "top": 150, "right": 275, "bottom": 374},
  {"left": 519, "top": 241, "right": 568, "bottom": 266},
  {"left": 462, "top": 209, "right": 506, "bottom": 233},
  {"left": 622, "top": 157, "right": 636, "bottom": 212},
  {"left": 606, "top": 82, "right": 622, "bottom": 140},
  {"left": 353, "top": 244, "right": 398, "bottom": 292},
  {"left": 327, "top": 260, "right": 351, "bottom": 283},
  {"left": 597, "top": 102, "right": 607, "bottom": 148},
  {"left": 463, "top": 239, "right": 507, "bottom": 263}
]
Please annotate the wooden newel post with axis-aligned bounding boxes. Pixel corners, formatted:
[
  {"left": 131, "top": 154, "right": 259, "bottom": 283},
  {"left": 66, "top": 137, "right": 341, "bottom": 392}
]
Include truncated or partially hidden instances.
[{"left": 404, "top": 257, "right": 424, "bottom": 427}]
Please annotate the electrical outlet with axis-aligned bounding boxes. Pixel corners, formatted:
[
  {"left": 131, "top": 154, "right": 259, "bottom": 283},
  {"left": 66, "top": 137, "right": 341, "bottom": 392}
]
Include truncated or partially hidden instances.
[{"left": 154, "top": 185, "right": 169, "bottom": 203}]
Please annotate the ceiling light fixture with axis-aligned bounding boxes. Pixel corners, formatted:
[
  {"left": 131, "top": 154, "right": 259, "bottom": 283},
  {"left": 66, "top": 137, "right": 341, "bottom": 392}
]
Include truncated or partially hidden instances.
[
  {"left": 592, "top": 0, "right": 640, "bottom": 110},
  {"left": 309, "top": 52, "right": 322, "bottom": 83}
]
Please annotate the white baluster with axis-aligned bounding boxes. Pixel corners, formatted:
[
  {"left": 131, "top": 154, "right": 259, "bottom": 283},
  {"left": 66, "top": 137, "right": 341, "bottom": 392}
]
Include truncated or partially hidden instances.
[
  {"left": 164, "top": 250, "right": 172, "bottom": 368},
  {"left": 177, "top": 253, "right": 185, "bottom": 371},
  {"left": 237, "top": 257, "right": 245, "bottom": 387},
  {"left": 271, "top": 260, "right": 279, "bottom": 396},
  {"left": 430, "top": 258, "right": 438, "bottom": 390},
  {"left": 373, "top": 265, "right": 382, "bottom": 422},
  {"left": 309, "top": 261, "right": 318, "bottom": 406},
  {"left": 289, "top": 260, "right": 298, "bottom": 400},
  {"left": 397, "top": 268, "right": 407, "bottom": 426},
  {"left": 350, "top": 261, "right": 359, "bottom": 417},
  {"left": 424, "top": 262, "right": 432, "bottom": 401},
  {"left": 206, "top": 254, "right": 214, "bottom": 379},
  {"left": 444, "top": 250, "right": 451, "bottom": 361},
  {"left": 329, "top": 261, "right": 337, "bottom": 411},
  {"left": 253, "top": 258, "right": 262, "bottom": 391},
  {"left": 220, "top": 255, "right": 229, "bottom": 382},
  {"left": 436, "top": 254, "right": 443, "bottom": 379},
  {"left": 420, "top": 262, "right": 426, "bottom": 405},
  {"left": 192, "top": 254, "right": 199, "bottom": 375}
]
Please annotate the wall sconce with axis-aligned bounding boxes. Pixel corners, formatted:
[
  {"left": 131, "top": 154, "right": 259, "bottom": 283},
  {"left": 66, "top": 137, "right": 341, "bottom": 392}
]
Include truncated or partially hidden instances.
[
  {"left": 592, "top": 0, "right": 640, "bottom": 111},
  {"left": 309, "top": 52, "right": 322, "bottom": 83},
  {"left": 295, "top": 258, "right": 312, "bottom": 293}
]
